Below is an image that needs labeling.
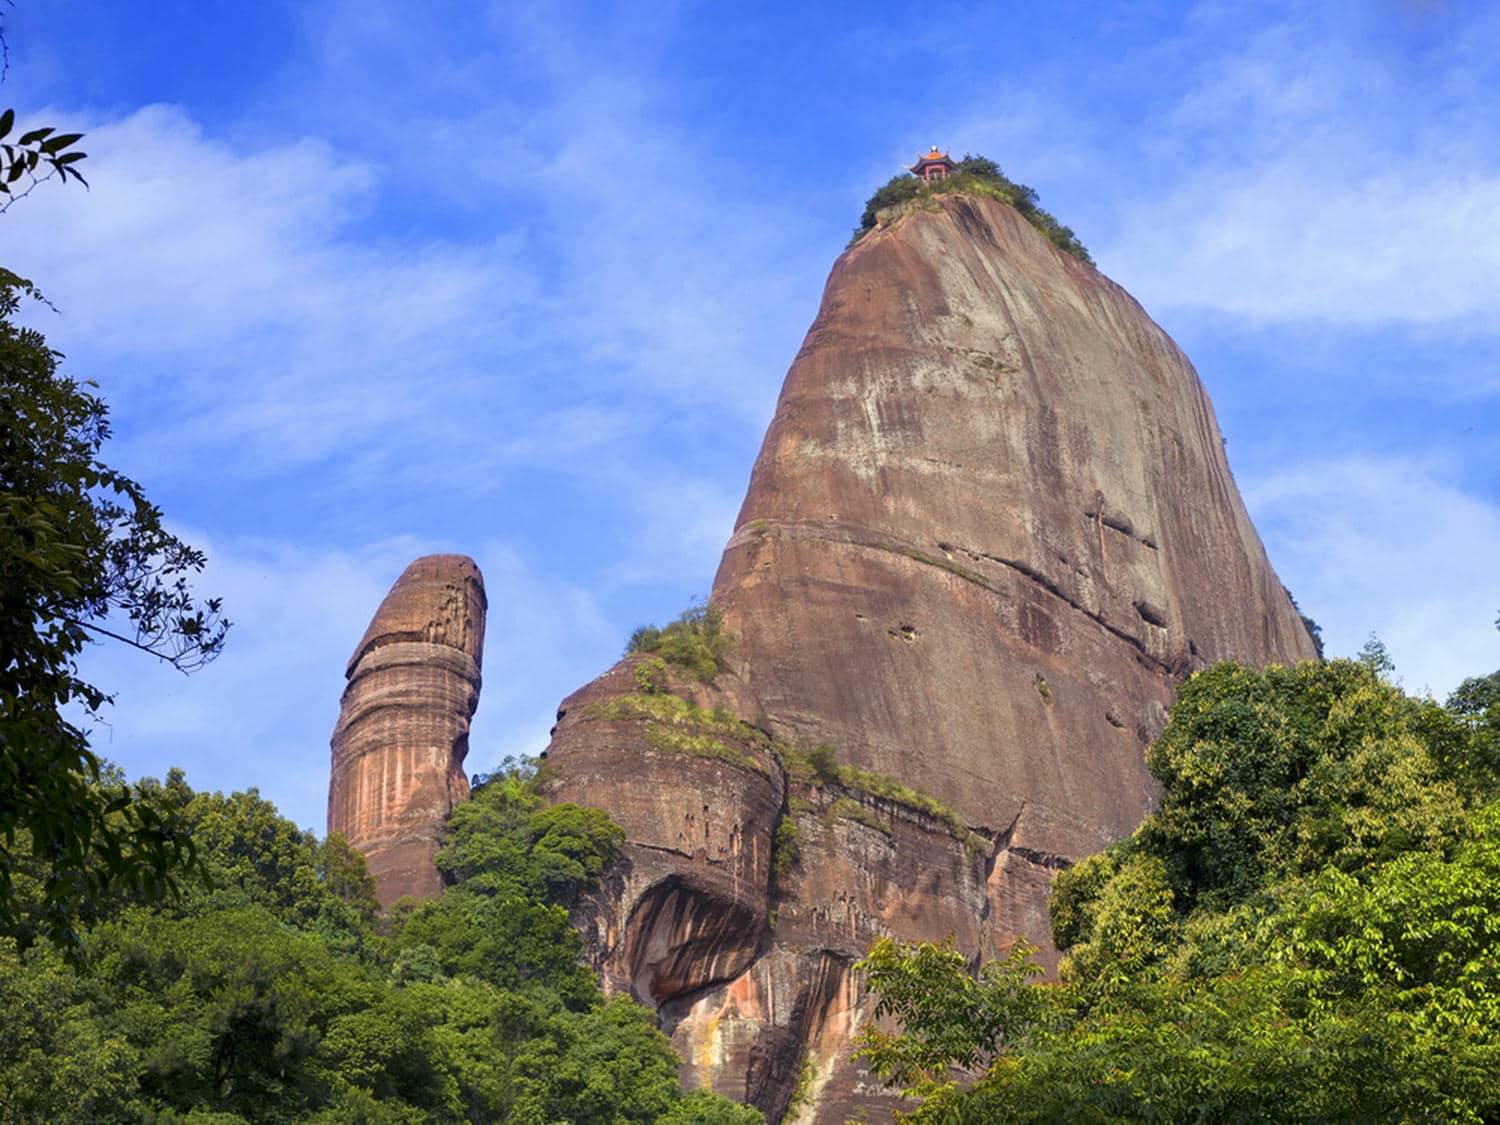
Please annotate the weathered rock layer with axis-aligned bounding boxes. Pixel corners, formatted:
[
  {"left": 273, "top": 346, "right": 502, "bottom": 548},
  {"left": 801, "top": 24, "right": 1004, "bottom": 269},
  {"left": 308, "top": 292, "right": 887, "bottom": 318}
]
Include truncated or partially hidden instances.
[
  {"left": 328, "top": 554, "right": 485, "bottom": 906},
  {"left": 540, "top": 194, "right": 1317, "bottom": 1121}
]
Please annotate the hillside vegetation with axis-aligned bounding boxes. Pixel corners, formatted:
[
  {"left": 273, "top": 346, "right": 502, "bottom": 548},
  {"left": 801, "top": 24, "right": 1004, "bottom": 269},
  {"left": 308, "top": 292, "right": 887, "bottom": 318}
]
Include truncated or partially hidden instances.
[
  {"left": 856, "top": 655, "right": 1500, "bottom": 1122},
  {"left": 851, "top": 154, "right": 1092, "bottom": 263},
  {"left": 10, "top": 571, "right": 1494, "bottom": 1124},
  {"left": 0, "top": 763, "right": 761, "bottom": 1124}
]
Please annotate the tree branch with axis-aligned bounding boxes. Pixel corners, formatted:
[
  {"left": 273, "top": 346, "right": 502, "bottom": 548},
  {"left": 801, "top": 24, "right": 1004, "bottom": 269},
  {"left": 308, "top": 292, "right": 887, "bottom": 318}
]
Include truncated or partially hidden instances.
[{"left": 61, "top": 616, "right": 200, "bottom": 673}]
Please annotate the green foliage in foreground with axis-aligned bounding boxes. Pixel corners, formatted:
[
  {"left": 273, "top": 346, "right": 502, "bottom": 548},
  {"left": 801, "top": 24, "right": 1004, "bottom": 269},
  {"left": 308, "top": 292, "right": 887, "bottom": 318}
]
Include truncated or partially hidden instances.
[
  {"left": 851, "top": 154, "right": 1092, "bottom": 263},
  {"left": 0, "top": 763, "right": 762, "bottom": 1123},
  {"left": 1, "top": 268, "right": 229, "bottom": 959},
  {"left": 626, "top": 602, "right": 733, "bottom": 682},
  {"left": 856, "top": 658, "right": 1500, "bottom": 1123}
]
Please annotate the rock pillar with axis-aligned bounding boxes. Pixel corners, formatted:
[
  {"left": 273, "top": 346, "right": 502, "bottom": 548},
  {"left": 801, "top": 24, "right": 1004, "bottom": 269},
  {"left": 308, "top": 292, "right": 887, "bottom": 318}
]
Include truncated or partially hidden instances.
[{"left": 328, "top": 554, "right": 486, "bottom": 905}]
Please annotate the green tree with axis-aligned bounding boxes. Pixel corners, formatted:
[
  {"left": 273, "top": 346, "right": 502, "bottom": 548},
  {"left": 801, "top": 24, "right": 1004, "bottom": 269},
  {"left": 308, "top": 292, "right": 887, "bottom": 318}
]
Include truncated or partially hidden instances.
[
  {"left": 856, "top": 659, "right": 1500, "bottom": 1122},
  {"left": 1, "top": 113, "right": 228, "bottom": 956},
  {"left": 625, "top": 601, "right": 733, "bottom": 682},
  {"left": 0, "top": 768, "right": 765, "bottom": 1122},
  {"left": 854, "top": 938, "right": 1042, "bottom": 1115}
]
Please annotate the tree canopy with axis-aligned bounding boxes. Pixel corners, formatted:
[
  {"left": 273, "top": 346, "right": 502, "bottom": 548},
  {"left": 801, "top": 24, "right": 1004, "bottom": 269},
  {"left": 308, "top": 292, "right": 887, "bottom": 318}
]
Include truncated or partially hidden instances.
[
  {"left": 2, "top": 249, "right": 229, "bottom": 957},
  {"left": 0, "top": 763, "right": 764, "bottom": 1123},
  {"left": 856, "top": 656, "right": 1500, "bottom": 1122}
]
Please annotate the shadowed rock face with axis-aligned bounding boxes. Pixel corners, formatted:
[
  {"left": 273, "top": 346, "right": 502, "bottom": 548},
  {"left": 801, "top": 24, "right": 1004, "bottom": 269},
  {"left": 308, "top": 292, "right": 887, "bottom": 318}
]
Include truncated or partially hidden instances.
[
  {"left": 328, "top": 554, "right": 485, "bottom": 906},
  {"left": 541, "top": 194, "right": 1317, "bottom": 1122}
]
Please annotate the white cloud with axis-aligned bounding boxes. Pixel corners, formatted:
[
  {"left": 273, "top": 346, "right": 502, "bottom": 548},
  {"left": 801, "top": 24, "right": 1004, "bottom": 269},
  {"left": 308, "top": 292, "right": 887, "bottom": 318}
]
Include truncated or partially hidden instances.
[
  {"left": 1101, "top": 9, "right": 1500, "bottom": 326},
  {"left": 1108, "top": 161, "right": 1500, "bottom": 325},
  {"left": 8, "top": 105, "right": 549, "bottom": 477},
  {"left": 1247, "top": 458, "right": 1500, "bottom": 697}
]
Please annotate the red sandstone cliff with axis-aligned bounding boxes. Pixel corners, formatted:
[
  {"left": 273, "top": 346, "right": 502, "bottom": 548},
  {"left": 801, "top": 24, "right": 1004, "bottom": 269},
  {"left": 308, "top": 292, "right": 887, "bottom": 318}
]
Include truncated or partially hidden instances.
[
  {"left": 328, "top": 554, "right": 486, "bottom": 906},
  {"left": 539, "top": 194, "right": 1318, "bottom": 1122}
]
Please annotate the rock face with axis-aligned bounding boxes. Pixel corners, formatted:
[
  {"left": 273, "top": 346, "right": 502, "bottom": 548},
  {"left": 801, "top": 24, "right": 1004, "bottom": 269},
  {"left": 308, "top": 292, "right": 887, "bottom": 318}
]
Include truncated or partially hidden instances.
[
  {"left": 328, "top": 554, "right": 486, "bottom": 906},
  {"left": 540, "top": 194, "right": 1318, "bottom": 1122}
]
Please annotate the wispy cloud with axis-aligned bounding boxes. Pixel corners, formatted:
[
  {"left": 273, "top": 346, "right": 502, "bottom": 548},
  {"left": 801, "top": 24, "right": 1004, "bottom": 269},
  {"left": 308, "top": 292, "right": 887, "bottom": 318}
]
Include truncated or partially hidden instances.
[
  {"left": 6, "top": 105, "right": 541, "bottom": 482},
  {"left": 1248, "top": 457, "right": 1500, "bottom": 697},
  {"left": 1102, "top": 5, "right": 1500, "bottom": 326}
]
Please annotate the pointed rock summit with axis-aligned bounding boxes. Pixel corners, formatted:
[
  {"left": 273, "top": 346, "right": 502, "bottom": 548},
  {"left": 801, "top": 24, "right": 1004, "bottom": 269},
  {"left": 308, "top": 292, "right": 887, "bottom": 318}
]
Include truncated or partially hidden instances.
[
  {"left": 540, "top": 193, "right": 1317, "bottom": 1121},
  {"left": 327, "top": 554, "right": 485, "bottom": 906}
]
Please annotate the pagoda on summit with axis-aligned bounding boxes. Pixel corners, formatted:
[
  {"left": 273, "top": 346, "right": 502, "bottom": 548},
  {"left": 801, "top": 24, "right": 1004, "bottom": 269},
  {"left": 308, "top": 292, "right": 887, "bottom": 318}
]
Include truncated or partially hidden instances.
[{"left": 908, "top": 145, "right": 958, "bottom": 182}]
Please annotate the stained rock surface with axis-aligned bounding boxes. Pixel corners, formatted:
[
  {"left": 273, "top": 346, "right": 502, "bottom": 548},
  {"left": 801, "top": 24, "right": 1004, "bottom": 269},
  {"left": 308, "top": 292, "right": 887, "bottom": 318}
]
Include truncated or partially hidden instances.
[
  {"left": 328, "top": 554, "right": 485, "bottom": 906},
  {"left": 540, "top": 194, "right": 1318, "bottom": 1122}
]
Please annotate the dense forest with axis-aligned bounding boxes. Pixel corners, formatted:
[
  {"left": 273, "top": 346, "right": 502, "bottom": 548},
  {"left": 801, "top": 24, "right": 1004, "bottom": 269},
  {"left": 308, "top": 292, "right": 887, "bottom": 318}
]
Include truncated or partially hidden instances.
[
  {"left": 5, "top": 643, "right": 1495, "bottom": 1121},
  {"left": 0, "top": 763, "right": 761, "bottom": 1123},
  {"left": 857, "top": 652, "right": 1500, "bottom": 1122}
]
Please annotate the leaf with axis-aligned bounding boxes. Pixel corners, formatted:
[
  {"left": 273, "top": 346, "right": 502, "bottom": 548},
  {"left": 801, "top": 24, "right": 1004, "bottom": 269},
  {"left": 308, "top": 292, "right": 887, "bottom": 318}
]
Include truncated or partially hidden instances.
[
  {"left": 41, "top": 133, "right": 84, "bottom": 155},
  {"left": 18, "top": 126, "right": 54, "bottom": 146},
  {"left": 0, "top": 109, "right": 13, "bottom": 139},
  {"left": 7, "top": 161, "right": 26, "bottom": 183},
  {"left": 56, "top": 152, "right": 87, "bottom": 165}
]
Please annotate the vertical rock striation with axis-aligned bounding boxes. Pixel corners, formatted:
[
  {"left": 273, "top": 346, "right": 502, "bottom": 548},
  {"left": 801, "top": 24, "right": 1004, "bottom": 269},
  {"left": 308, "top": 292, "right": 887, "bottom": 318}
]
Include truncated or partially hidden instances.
[
  {"left": 328, "top": 554, "right": 485, "bottom": 906},
  {"left": 541, "top": 193, "right": 1318, "bottom": 1121}
]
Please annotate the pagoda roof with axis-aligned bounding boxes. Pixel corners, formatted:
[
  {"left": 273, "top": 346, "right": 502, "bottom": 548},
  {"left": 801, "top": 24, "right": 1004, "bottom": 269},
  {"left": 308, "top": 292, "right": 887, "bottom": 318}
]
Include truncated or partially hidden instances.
[{"left": 907, "top": 146, "right": 957, "bottom": 173}]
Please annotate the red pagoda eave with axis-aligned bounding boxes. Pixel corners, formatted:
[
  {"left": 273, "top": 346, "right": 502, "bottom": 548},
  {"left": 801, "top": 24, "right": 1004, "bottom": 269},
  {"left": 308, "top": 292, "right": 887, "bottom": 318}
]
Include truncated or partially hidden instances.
[{"left": 908, "top": 148, "right": 958, "bottom": 177}]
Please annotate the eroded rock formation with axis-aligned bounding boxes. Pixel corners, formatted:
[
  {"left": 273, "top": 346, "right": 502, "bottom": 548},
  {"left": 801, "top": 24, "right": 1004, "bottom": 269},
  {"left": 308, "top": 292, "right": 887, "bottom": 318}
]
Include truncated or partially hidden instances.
[
  {"left": 540, "top": 193, "right": 1318, "bottom": 1121},
  {"left": 328, "top": 554, "right": 485, "bottom": 906}
]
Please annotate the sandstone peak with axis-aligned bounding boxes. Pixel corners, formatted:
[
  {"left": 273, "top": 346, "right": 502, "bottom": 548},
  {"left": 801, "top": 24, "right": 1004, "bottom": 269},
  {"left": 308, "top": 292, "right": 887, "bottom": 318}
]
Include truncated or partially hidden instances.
[{"left": 540, "top": 191, "right": 1316, "bottom": 1121}]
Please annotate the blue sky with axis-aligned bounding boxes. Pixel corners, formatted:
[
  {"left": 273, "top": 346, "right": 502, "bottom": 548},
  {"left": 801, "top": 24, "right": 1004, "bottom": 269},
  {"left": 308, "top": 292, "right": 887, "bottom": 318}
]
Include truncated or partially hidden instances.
[{"left": 6, "top": 1, "right": 1499, "bottom": 832}]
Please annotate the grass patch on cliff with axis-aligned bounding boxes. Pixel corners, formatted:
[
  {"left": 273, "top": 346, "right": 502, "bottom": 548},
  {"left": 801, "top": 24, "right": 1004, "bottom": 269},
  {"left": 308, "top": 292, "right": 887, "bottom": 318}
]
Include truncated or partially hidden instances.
[
  {"left": 776, "top": 742, "right": 987, "bottom": 852},
  {"left": 772, "top": 816, "right": 801, "bottom": 877},
  {"left": 828, "top": 796, "right": 894, "bottom": 838},
  {"left": 587, "top": 687, "right": 986, "bottom": 850},
  {"left": 582, "top": 692, "right": 766, "bottom": 775},
  {"left": 850, "top": 153, "right": 1092, "bottom": 264},
  {"left": 625, "top": 602, "right": 732, "bottom": 682},
  {"left": 899, "top": 546, "right": 991, "bottom": 589}
]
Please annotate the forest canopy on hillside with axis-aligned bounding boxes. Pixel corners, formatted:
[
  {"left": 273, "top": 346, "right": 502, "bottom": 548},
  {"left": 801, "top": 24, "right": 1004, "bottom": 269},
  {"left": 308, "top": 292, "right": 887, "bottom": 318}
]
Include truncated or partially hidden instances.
[
  {"left": 0, "top": 762, "right": 762, "bottom": 1124},
  {"left": 856, "top": 654, "right": 1500, "bottom": 1123},
  {"left": 4, "top": 642, "right": 1498, "bottom": 1120},
  {"left": 851, "top": 154, "right": 1092, "bottom": 263}
]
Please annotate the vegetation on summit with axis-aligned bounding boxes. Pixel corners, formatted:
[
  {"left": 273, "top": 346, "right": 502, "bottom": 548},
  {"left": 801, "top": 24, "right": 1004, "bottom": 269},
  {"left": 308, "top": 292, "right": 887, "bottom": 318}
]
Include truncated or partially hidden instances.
[
  {"left": 851, "top": 154, "right": 1093, "bottom": 263},
  {"left": 855, "top": 653, "right": 1500, "bottom": 1122}
]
